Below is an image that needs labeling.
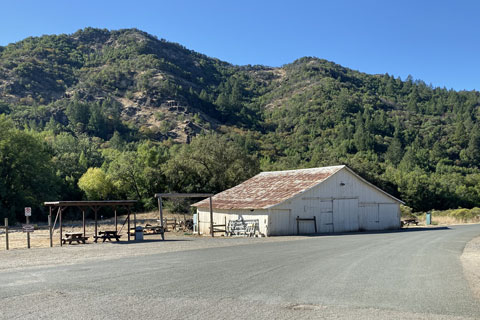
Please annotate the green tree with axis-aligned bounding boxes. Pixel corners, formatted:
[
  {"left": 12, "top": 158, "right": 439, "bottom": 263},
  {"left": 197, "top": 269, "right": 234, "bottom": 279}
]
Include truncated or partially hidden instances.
[
  {"left": 385, "top": 137, "right": 403, "bottom": 165},
  {"left": 0, "top": 116, "right": 59, "bottom": 222},
  {"left": 78, "top": 167, "right": 114, "bottom": 200},
  {"left": 164, "top": 133, "right": 259, "bottom": 193}
]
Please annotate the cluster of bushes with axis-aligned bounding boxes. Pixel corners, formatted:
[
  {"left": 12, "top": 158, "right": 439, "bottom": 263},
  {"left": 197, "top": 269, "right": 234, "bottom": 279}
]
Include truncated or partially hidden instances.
[{"left": 430, "top": 208, "right": 480, "bottom": 222}]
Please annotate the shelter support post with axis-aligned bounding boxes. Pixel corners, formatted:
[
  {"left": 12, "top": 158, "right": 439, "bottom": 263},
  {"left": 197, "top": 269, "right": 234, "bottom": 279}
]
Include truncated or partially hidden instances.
[
  {"left": 59, "top": 207, "right": 63, "bottom": 247},
  {"left": 93, "top": 207, "right": 99, "bottom": 239},
  {"left": 82, "top": 209, "right": 86, "bottom": 238},
  {"left": 48, "top": 207, "right": 52, "bottom": 247},
  {"left": 134, "top": 210, "right": 137, "bottom": 240},
  {"left": 48, "top": 213, "right": 52, "bottom": 248},
  {"left": 127, "top": 209, "right": 131, "bottom": 242},
  {"left": 209, "top": 197, "right": 213, "bottom": 237},
  {"left": 158, "top": 197, "right": 163, "bottom": 227},
  {"left": 114, "top": 207, "right": 117, "bottom": 233}
]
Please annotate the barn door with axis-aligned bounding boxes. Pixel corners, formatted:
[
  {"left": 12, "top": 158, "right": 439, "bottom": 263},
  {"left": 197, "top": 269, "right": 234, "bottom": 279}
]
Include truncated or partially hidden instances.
[
  {"left": 319, "top": 200, "right": 333, "bottom": 233},
  {"left": 333, "top": 199, "right": 359, "bottom": 232},
  {"left": 378, "top": 203, "right": 399, "bottom": 229},
  {"left": 367, "top": 204, "right": 380, "bottom": 229}
]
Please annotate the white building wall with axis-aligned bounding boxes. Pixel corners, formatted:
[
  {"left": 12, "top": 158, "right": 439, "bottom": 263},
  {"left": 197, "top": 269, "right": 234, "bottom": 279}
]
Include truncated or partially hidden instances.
[
  {"left": 269, "top": 168, "right": 401, "bottom": 235},
  {"left": 196, "top": 168, "right": 401, "bottom": 236},
  {"left": 197, "top": 208, "right": 269, "bottom": 236}
]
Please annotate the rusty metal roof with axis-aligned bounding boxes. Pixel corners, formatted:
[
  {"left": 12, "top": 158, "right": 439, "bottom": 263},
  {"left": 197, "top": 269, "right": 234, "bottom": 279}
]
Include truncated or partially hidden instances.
[{"left": 192, "top": 165, "right": 345, "bottom": 210}]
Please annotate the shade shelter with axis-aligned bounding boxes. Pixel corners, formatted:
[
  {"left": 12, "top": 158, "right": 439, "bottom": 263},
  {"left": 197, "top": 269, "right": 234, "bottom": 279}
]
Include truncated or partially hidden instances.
[
  {"left": 44, "top": 200, "right": 137, "bottom": 246},
  {"left": 154, "top": 193, "right": 214, "bottom": 236}
]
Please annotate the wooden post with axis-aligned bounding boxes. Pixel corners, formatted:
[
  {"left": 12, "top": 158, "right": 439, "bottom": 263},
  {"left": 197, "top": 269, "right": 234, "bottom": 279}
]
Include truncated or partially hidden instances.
[
  {"left": 209, "top": 197, "right": 213, "bottom": 237},
  {"left": 26, "top": 215, "right": 31, "bottom": 249},
  {"left": 59, "top": 207, "right": 63, "bottom": 247},
  {"left": 134, "top": 211, "right": 137, "bottom": 240},
  {"left": 82, "top": 209, "right": 86, "bottom": 238},
  {"left": 313, "top": 216, "right": 317, "bottom": 233},
  {"left": 114, "top": 207, "right": 118, "bottom": 233},
  {"left": 158, "top": 197, "right": 164, "bottom": 240},
  {"left": 52, "top": 207, "right": 60, "bottom": 236},
  {"left": 94, "top": 207, "right": 98, "bottom": 239},
  {"left": 158, "top": 197, "right": 164, "bottom": 228},
  {"left": 48, "top": 214, "right": 52, "bottom": 248},
  {"left": 297, "top": 216, "right": 300, "bottom": 235},
  {"left": 197, "top": 205, "right": 200, "bottom": 235},
  {"left": 127, "top": 209, "right": 131, "bottom": 242},
  {"left": 4, "top": 218, "right": 8, "bottom": 250},
  {"left": 225, "top": 216, "right": 227, "bottom": 236}
]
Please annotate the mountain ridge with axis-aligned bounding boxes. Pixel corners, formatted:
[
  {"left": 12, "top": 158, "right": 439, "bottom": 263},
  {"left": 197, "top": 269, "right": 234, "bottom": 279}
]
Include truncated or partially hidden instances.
[{"left": 1, "top": 28, "right": 480, "bottom": 219}]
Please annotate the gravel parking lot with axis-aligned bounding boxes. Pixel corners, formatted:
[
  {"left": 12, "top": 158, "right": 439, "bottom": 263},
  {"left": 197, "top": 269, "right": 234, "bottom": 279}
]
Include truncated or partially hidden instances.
[
  {"left": 0, "top": 232, "right": 306, "bottom": 270},
  {"left": 2, "top": 225, "right": 480, "bottom": 319}
]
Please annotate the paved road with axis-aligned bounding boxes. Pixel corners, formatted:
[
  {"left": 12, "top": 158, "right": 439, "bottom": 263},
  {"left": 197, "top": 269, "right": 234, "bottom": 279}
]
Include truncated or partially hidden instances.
[{"left": 1, "top": 225, "right": 480, "bottom": 319}]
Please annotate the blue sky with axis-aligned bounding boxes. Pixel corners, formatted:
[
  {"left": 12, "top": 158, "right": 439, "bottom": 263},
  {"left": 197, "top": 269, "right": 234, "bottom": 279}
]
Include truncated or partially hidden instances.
[{"left": 1, "top": 0, "right": 479, "bottom": 90}]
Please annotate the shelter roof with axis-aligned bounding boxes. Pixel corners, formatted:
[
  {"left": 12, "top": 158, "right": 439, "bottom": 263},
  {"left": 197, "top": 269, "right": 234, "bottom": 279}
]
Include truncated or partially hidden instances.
[
  {"left": 192, "top": 166, "right": 345, "bottom": 210},
  {"left": 44, "top": 200, "right": 137, "bottom": 207}
]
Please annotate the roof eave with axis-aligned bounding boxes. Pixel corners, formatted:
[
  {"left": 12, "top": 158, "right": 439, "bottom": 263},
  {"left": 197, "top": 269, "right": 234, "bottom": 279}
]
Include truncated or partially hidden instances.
[{"left": 342, "top": 166, "right": 405, "bottom": 204}]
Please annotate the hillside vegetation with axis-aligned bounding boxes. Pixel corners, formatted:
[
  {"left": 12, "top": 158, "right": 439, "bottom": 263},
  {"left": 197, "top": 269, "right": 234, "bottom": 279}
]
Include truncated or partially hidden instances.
[{"left": 1, "top": 28, "right": 480, "bottom": 222}]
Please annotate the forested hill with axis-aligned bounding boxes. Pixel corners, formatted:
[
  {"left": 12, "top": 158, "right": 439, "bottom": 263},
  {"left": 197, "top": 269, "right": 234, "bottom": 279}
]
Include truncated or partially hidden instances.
[{"left": 1, "top": 27, "right": 480, "bottom": 222}]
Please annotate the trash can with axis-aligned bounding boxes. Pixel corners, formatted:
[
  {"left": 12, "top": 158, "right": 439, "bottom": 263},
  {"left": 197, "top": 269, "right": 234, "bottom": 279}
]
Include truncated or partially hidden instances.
[{"left": 135, "top": 226, "right": 144, "bottom": 241}]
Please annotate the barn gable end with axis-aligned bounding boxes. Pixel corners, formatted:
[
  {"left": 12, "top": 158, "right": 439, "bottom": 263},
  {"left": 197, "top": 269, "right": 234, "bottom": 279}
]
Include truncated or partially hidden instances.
[{"left": 194, "top": 165, "right": 402, "bottom": 236}]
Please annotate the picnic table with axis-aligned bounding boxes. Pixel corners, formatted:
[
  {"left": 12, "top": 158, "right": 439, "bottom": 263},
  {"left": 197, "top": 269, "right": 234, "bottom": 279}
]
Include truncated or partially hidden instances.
[
  {"left": 94, "top": 230, "right": 121, "bottom": 243},
  {"left": 62, "top": 232, "right": 89, "bottom": 245},
  {"left": 402, "top": 218, "right": 419, "bottom": 226}
]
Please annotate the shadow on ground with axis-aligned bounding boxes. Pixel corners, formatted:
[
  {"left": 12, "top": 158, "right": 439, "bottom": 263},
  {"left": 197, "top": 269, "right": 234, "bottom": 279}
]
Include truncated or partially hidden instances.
[
  {"left": 111, "top": 238, "right": 192, "bottom": 245},
  {"left": 296, "top": 226, "right": 451, "bottom": 237}
]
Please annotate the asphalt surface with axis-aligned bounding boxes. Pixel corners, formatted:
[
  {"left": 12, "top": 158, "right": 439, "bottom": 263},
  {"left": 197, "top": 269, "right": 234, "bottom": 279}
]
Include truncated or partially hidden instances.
[{"left": 1, "top": 225, "right": 480, "bottom": 319}]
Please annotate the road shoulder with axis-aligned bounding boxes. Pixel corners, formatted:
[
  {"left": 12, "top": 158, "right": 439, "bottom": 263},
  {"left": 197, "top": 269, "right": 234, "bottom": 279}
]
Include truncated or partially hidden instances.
[{"left": 462, "top": 236, "right": 480, "bottom": 300}]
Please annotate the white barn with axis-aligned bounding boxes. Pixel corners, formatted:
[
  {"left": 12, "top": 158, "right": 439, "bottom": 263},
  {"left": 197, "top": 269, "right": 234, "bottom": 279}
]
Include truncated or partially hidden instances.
[{"left": 193, "top": 165, "right": 404, "bottom": 236}]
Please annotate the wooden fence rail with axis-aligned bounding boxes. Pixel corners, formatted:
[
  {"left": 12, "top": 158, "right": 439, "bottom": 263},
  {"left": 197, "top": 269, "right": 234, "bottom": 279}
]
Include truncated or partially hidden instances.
[{"left": 296, "top": 216, "right": 317, "bottom": 235}]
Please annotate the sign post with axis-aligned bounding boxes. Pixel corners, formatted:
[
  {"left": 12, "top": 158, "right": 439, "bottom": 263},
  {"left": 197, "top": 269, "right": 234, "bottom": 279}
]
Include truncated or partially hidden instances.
[
  {"left": 25, "top": 207, "right": 32, "bottom": 249},
  {"left": 4, "top": 218, "right": 8, "bottom": 250}
]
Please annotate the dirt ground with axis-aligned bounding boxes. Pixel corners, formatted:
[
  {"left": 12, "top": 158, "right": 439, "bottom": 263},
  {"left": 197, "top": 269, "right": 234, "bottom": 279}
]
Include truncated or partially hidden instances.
[
  {"left": 0, "top": 232, "right": 307, "bottom": 271},
  {"left": 0, "top": 210, "right": 307, "bottom": 271},
  {"left": 0, "top": 211, "right": 190, "bottom": 250},
  {"left": 461, "top": 236, "right": 480, "bottom": 300}
]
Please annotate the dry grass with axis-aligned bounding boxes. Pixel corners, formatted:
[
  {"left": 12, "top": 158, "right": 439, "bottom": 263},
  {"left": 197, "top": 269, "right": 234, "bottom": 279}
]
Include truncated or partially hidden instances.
[
  {"left": 414, "top": 215, "right": 480, "bottom": 226},
  {"left": 0, "top": 211, "right": 192, "bottom": 251}
]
